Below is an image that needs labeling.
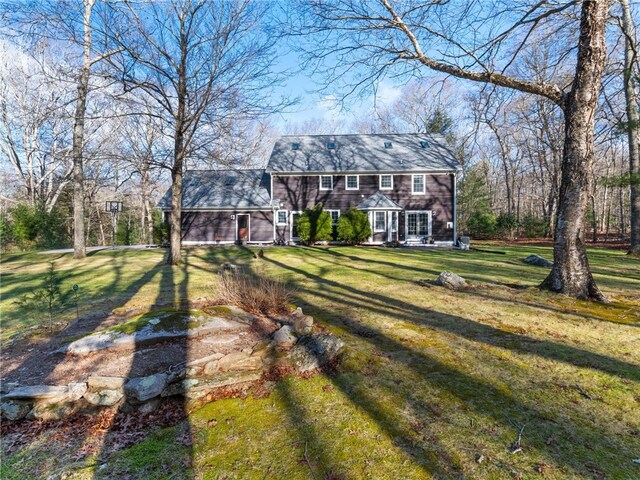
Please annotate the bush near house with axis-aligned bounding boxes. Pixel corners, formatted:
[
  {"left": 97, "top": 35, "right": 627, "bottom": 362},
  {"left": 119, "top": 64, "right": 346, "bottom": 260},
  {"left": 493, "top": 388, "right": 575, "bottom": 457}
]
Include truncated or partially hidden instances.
[
  {"left": 296, "top": 204, "right": 333, "bottom": 245},
  {"left": 337, "top": 208, "right": 372, "bottom": 245}
]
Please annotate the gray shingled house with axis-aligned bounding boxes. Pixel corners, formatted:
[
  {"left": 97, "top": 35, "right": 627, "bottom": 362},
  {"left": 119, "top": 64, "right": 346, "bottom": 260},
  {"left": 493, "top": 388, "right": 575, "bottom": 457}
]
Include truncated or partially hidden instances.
[{"left": 158, "top": 133, "right": 461, "bottom": 245}]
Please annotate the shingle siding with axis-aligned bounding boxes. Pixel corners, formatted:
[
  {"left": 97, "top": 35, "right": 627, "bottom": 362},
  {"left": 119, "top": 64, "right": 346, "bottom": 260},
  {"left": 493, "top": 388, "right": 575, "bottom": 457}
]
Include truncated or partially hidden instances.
[
  {"left": 272, "top": 173, "right": 454, "bottom": 242},
  {"left": 181, "top": 211, "right": 273, "bottom": 243}
]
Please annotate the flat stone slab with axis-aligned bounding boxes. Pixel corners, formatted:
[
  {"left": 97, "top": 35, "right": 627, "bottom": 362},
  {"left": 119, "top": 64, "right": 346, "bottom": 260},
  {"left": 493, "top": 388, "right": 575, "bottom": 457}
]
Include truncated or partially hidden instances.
[
  {"left": 4, "top": 385, "right": 70, "bottom": 400},
  {"left": 65, "top": 309, "right": 253, "bottom": 356}
]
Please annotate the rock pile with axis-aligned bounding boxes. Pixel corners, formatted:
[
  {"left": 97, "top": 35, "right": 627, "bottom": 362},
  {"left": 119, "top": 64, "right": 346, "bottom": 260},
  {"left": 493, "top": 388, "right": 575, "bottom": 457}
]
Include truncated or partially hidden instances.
[{"left": 1, "top": 306, "right": 345, "bottom": 422}]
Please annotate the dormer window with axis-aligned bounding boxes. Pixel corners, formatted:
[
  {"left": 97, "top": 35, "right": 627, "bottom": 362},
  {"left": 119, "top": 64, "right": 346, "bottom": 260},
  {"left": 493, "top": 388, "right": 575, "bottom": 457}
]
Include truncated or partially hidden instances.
[
  {"left": 292, "top": 142, "right": 300, "bottom": 150},
  {"left": 327, "top": 142, "right": 336, "bottom": 150},
  {"left": 384, "top": 142, "right": 393, "bottom": 149},
  {"left": 420, "top": 140, "right": 430, "bottom": 148}
]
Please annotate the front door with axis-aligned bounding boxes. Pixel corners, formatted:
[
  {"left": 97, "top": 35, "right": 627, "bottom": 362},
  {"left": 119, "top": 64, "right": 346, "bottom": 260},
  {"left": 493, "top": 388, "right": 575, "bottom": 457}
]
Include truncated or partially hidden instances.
[
  {"left": 237, "top": 214, "right": 250, "bottom": 242},
  {"left": 290, "top": 211, "right": 302, "bottom": 241},
  {"left": 405, "top": 211, "right": 432, "bottom": 242}
]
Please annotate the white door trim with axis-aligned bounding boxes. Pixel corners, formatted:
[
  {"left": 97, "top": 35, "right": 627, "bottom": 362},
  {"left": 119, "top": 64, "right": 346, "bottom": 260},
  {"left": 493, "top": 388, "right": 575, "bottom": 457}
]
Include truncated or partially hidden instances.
[
  {"left": 290, "top": 211, "right": 303, "bottom": 242},
  {"left": 405, "top": 210, "right": 432, "bottom": 241},
  {"left": 235, "top": 214, "right": 251, "bottom": 242}
]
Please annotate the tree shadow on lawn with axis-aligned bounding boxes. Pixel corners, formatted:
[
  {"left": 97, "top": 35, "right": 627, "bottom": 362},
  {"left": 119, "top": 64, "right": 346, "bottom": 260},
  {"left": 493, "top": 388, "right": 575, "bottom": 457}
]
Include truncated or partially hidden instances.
[
  {"left": 268, "top": 262, "right": 638, "bottom": 476},
  {"left": 93, "top": 250, "right": 194, "bottom": 479},
  {"left": 265, "top": 257, "right": 640, "bottom": 384},
  {"left": 2, "top": 252, "right": 162, "bottom": 383},
  {"left": 1, "top": 249, "right": 195, "bottom": 478},
  {"left": 293, "top": 247, "right": 640, "bottom": 331}
]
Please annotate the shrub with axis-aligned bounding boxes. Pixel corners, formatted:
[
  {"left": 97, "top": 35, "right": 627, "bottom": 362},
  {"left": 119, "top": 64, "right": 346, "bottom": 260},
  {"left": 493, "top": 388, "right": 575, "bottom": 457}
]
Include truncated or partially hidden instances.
[
  {"left": 496, "top": 212, "right": 519, "bottom": 239},
  {"left": 296, "top": 204, "right": 333, "bottom": 245},
  {"left": 9, "top": 203, "right": 68, "bottom": 250},
  {"left": 116, "top": 212, "right": 141, "bottom": 245},
  {"left": 152, "top": 209, "right": 170, "bottom": 245},
  {"left": 337, "top": 209, "right": 371, "bottom": 245},
  {"left": 521, "top": 214, "right": 548, "bottom": 238},
  {"left": 466, "top": 210, "right": 496, "bottom": 238},
  {"left": 216, "top": 269, "right": 293, "bottom": 315}
]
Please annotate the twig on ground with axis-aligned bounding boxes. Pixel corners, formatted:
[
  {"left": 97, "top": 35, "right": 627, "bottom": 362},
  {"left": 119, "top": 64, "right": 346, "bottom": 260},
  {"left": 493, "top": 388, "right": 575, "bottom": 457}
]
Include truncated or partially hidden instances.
[
  {"left": 575, "top": 384, "right": 593, "bottom": 400},
  {"left": 510, "top": 424, "right": 526, "bottom": 454},
  {"left": 303, "top": 441, "right": 317, "bottom": 480}
]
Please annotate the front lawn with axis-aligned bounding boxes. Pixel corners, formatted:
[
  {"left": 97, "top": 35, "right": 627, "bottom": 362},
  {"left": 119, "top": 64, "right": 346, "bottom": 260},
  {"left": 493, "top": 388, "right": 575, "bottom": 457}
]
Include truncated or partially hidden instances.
[{"left": 1, "top": 244, "right": 639, "bottom": 479}]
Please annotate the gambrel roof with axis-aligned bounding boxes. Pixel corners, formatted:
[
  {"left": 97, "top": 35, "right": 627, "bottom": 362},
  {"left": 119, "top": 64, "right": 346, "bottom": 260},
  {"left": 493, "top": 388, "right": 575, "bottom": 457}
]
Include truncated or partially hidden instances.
[{"left": 266, "top": 133, "right": 460, "bottom": 174}]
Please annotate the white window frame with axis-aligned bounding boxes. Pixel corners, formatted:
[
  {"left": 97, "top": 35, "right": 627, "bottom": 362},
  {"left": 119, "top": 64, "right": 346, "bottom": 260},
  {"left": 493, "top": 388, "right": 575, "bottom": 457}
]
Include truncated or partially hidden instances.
[
  {"left": 379, "top": 174, "right": 393, "bottom": 190},
  {"left": 374, "top": 211, "right": 386, "bottom": 232},
  {"left": 412, "top": 174, "right": 426, "bottom": 195},
  {"left": 345, "top": 175, "right": 359, "bottom": 190},
  {"left": 319, "top": 175, "right": 333, "bottom": 191},
  {"left": 276, "top": 210, "right": 288, "bottom": 225},
  {"left": 326, "top": 209, "right": 340, "bottom": 226}
]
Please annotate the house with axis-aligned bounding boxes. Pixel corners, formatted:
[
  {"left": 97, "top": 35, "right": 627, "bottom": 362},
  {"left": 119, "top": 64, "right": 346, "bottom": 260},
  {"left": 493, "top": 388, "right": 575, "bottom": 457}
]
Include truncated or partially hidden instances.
[{"left": 158, "top": 133, "right": 461, "bottom": 245}]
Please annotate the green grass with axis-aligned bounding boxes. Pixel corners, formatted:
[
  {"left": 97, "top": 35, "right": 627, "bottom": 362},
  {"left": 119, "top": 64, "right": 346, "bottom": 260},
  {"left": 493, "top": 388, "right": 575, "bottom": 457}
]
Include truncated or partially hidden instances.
[{"left": 1, "top": 244, "right": 639, "bottom": 479}]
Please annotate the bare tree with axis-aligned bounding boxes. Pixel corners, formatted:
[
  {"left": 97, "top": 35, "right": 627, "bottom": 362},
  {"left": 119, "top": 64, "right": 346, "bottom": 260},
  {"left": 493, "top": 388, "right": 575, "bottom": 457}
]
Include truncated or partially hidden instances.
[
  {"left": 618, "top": 0, "right": 640, "bottom": 255},
  {"left": 108, "top": 0, "right": 289, "bottom": 265},
  {"left": 295, "top": 0, "right": 609, "bottom": 300},
  {"left": 0, "top": 42, "right": 73, "bottom": 211}
]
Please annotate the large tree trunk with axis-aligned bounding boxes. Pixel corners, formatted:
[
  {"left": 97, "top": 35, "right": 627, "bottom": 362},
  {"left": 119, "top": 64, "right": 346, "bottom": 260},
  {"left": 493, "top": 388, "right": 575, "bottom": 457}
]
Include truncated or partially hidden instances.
[
  {"left": 541, "top": 0, "right": 607, "bottom": 301},
  {"left": 169, "top": 153, "right": 183, "bottom": 265},
  {"left": 620, "top": 0, "right": 640, "bottom": 255},
  {"left": 168, "top": 43, "right": 187, "bottom": 266},
  {"left": 72, "top": 0, "right": 96, "bottom": 259}
]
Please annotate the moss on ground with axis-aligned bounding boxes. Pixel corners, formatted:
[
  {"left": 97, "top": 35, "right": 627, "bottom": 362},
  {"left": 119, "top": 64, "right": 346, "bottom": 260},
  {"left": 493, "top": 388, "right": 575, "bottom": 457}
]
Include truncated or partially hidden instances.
[{"left": 105, "top": 308, "right": 207, "bottom": 336}]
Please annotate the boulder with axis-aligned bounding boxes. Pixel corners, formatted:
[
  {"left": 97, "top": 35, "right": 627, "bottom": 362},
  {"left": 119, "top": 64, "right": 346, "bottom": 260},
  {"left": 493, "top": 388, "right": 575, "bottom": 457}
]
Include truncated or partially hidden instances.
[
  {"left": 217, "top": 351, "right": 263, "bottom": 372},
  {"left": 4, "top": 385, "right": 70, "bottom": 402},
  {"left": 289, "top": 334, "right": 345, "bottom": 373},
  {"left": 273, "top": 325, "right": 297, "bottom": 351},
  {"left": 124, "top": 373, "right": 168, "bottom": 403},
  {"left": 435, "top": 271, "right": 467, "bottom": 290},
  {"left": 203, "top": 360, "right": 220, "bottom": 375},
  {"left": 161, "top": 379, "right": 200, "bottom": 397},
  {"left": 293, "top": 315, "right": 314, "bottom": 336},
  {"left": 84, "top": 389, "right": 124, "bottom": 406},
  {"left": 523, "top": 254, "right": 553, "bottom": 268},
  {"left": 220, "top": 263, "right": 240, "bottom": 271},
  {"left": 88, "top": 376, "right": 126, "bottom": 392},
  {"left": 122, "top": 398, "right": 162, "bottom": 414},
  {"left": 136, "top": 399, "right": 162, "bottom": 414},
  {"left": 0, "top": 400, "right": 32, "bottom": 421},
  {"left": 29, "top": 400, "right": 83, "bottom": 421},
  {"left": 68, "top": 382, "right": 88, "bottom": 401}
]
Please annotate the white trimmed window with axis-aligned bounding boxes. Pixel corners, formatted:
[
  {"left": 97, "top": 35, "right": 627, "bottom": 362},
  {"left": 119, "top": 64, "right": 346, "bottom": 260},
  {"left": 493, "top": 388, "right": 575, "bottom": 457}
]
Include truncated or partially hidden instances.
[
  {"left": 276, "top": 210, "right": 288, "bottom": 225},
  {"left": 346, "top": 175, "right": 359, "bottom": 190},
  {"left": 320, "top": 175, "right": 333, "bottom": 190},
  {"left": 374, "top": 211, "right": 386, "bottom": 232},
  {"left": 326, "top": 209, "right": 340, "bottom": 226},
  {"left": 412, "top": 174, "right": 425, "bottom": 194},
  {"left": 380, "top": 174, "right": 393, "bottom": 190}
]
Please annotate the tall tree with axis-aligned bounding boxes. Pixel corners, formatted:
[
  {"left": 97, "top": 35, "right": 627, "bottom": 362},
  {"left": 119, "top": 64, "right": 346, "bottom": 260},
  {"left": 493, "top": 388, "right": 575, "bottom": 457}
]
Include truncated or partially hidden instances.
[
  {"left": 296, "top": 0, "right": 609, "bottom": 300},
  {"left": 4, "top": 0, "right": 123, "bottom": 258},
  {"left": 618, "top": 0, "right": 640, "bottom": 255},
  {"left": 108, "top": 0, "right": 288, "bottom": 265}
]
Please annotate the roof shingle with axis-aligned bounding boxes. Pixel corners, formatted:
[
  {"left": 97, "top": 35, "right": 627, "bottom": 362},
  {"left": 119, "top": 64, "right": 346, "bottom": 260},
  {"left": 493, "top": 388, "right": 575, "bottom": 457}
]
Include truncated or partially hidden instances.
[
  {"left": 158, "top": 169, "right": 271, "bottom": 210},
  {"left": 266, "top": 133, "right": 460, "bottom": 173}
]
